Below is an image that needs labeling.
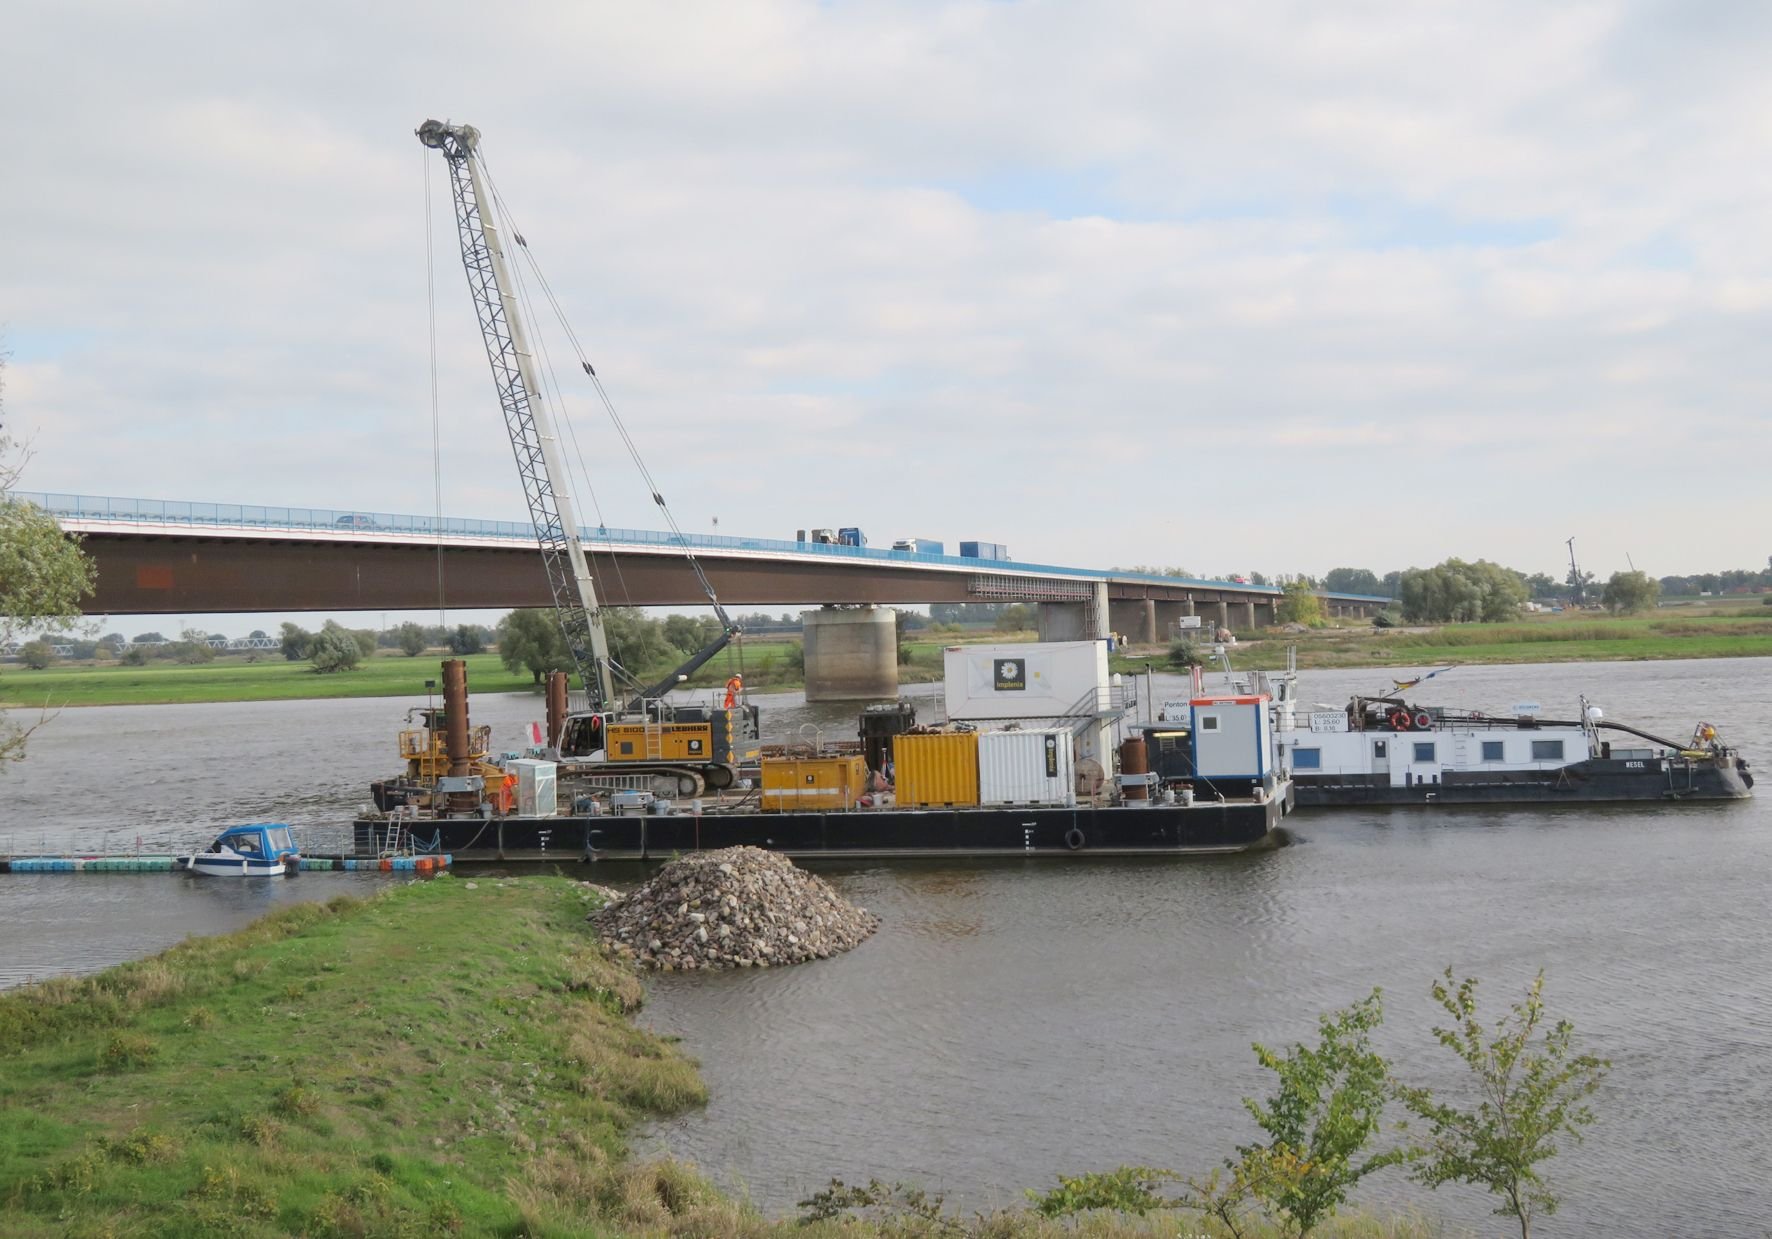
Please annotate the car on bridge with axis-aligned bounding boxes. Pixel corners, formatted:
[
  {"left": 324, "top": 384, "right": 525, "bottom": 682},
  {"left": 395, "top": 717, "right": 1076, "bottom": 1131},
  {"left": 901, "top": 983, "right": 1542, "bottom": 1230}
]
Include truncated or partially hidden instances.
[{"left": 334, "top": 513, "right": 377, "bottom": 530}]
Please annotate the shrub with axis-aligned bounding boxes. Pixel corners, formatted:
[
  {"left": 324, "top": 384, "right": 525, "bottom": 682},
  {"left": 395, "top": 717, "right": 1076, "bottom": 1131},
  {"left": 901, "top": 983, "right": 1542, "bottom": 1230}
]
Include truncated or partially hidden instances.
[
  {"left": 101, "top": 1032, "right": 159, "bottom": 1071},
  {"left": 1167, "top": 638, "right": 1203, "bottom": 669},
  {"left": 308, "top": 622, "right": 363, "bottom": 674}
]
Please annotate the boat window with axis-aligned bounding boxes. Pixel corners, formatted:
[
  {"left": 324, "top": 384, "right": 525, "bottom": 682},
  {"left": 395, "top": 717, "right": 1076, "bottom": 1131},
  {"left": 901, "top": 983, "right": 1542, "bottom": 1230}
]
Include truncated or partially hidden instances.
[
  {"left": 267, "top": 828, "right": 292, "bottom": 851},
  {"left": 1413, "top": 742, "right": 1436, "bottom": 763},
  {"left": 233, "top": 836, "right": 261, "bottom": 856},
  {"left": 1293, "top": 747, "right": 1322, "bottom": 770},
  {"left": 1482, "top": 741, "right": 1505, "bottom": 762},
  {"left": 1373, "top": 740, "right": 1387, "bottom": 758},
  {"left": 1531, "top": 739, "right": 1565, "bottom": 760},
  {"left": 1200, "top": 716, "right": 1220, "bottom": 732}
]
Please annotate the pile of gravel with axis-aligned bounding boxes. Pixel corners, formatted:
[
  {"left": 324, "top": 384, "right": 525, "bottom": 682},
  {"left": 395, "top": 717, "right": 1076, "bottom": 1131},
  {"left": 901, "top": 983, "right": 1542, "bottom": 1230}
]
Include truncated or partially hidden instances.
[{"left": 591, "top": 846, "right": 878, "bottom": 971}]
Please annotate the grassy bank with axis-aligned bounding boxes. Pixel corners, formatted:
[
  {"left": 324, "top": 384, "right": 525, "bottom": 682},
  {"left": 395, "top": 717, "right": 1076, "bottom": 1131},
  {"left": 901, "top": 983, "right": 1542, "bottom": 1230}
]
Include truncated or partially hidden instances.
[
  {"left": 26, "top": 608, "right": 1763, "bottom": 710},
  {"left": 1113, "top": 609, "right": 1772, "bottom": 675},
  {"left": 0, "top": 651, "right": 535, "bottom": 708},
  {"left": 0, "top": 877, "right": 1449, "bottom": 1238},
  {"left": 0, "top": 876, "right": 709, "bottom": 1237},
  {"left": 0, "top": 629, "right": 982, "bottom": 708}
]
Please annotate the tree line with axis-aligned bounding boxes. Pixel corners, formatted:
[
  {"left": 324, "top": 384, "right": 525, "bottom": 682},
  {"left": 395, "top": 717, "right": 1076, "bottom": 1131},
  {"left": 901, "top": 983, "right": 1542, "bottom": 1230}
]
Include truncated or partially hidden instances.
[{"left": 1125, "top": 560, "right": 1692, "bottom": 625}]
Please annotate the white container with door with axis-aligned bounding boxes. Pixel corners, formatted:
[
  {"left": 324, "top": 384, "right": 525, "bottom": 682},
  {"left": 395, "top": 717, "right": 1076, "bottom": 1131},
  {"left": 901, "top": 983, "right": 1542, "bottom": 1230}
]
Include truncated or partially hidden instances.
[
  {"left": 977, "top": 728, "right": 1076, "bottom": 806},
  {"left": 510, "top": 758, "right": 558, "bottom": 817}
]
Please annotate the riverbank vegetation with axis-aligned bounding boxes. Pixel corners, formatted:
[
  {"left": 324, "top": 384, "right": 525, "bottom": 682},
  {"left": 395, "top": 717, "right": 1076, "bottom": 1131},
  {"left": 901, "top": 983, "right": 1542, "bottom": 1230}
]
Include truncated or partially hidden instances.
[
  {"left": 0, "top": 876, "right": 709, "bottom": 1237},
  {"left": 0, "top": 875, "right": 1610, "bottom": 1238},
  {"left": 1123, "top": 600, "right": 1772, "bottom": 676},
  {"left": 1, "top": 343, "right": 99, "bottom": 759},
  {"left": 10, "top": 596, "right": 1772, "bottom": 709}
]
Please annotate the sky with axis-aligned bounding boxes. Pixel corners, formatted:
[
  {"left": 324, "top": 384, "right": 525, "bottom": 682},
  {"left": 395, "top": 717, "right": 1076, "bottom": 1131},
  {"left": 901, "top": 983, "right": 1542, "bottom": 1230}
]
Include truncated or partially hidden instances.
[{"left": 4, "top": 0, "right": 1771, "bottom": 636}]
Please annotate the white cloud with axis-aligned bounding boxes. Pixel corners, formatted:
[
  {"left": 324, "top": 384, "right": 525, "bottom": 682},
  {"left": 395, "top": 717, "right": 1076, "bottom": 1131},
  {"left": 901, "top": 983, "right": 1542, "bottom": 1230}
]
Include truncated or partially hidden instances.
[{"left": 2, "top": 0, "right": 1770, "bottom": 600}]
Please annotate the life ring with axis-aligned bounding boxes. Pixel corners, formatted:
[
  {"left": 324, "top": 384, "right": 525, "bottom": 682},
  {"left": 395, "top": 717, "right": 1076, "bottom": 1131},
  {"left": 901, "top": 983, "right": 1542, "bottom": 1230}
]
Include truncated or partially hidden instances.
[
  {"left": 1389, "top": 710, "right": 1412, "bottom": 731},
  {"left": 1063, "top": 827, "right": 1086, "bottom": 851},
  {"left": 1414, "top": 712, "right": 1433, "bottom": 729}
]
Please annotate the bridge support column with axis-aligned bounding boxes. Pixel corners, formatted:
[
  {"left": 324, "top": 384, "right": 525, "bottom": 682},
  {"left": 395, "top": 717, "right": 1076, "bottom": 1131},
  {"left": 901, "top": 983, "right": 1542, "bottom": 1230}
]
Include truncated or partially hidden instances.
[
  {"left": 1216, "top": 599, "right": 1230, "bottom": 634},
  {"left": 1037, "top": 602, "right": 1087, "bottom": 641},
  {"left": 1107, "top": 598, "right": 1156, "bottom": 646},
  {"left": 1038, "top": 582, "right": 1111, "bottom": 643},
  {"left": 801, "top": 606, "right": 898, "bottom": 702},
  {"left": 1153, "top": 601, "right": 1196, "bottom": 641},
  {"left": 1242, "top": 601, "right": 1257, "bottom": 631}
]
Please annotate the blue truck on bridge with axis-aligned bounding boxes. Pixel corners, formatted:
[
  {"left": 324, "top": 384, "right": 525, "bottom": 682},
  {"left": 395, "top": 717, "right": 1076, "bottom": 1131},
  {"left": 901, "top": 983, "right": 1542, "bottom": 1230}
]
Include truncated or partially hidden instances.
[{"left": 959, "top": 541, "right": 1010, "bottom": 561}]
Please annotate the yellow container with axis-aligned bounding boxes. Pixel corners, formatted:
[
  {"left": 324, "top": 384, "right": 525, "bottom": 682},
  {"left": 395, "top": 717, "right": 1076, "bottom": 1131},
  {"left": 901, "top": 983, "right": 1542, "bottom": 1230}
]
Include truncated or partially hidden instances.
[
  {"left": 760, "top": 755, "right": 868, "bottom": 812},
  {"left": 894, "top": 732, "right": 980, "bottom": 807}
]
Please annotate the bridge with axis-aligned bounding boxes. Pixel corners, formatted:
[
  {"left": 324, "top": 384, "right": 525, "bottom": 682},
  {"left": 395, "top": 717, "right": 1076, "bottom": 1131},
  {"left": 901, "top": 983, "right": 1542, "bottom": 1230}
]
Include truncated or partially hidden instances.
[{"left": 27, "top": 492, "right": 1388, "bottom": 646}]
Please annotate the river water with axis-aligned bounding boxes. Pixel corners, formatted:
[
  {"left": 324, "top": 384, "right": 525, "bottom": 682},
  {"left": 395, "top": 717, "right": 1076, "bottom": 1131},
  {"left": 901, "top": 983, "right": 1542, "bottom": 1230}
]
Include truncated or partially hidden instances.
[{"left": 3, "top": 658, "right": 1768, "bottom": 1235}]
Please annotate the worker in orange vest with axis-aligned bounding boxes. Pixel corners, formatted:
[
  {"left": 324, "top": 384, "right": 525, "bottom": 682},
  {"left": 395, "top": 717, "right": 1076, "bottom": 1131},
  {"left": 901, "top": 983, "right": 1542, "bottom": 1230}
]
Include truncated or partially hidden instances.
[{"left": 723, "top": 673, "right": 743, "bottom": 709}]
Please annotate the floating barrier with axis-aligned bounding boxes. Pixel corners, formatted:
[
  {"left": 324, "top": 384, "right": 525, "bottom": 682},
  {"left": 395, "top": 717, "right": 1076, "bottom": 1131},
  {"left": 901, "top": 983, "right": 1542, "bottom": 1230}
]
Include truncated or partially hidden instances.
[
  {"left": 0, "top": 854, "right": 451, "bottom": 875},
  {"left": 299, "top": 855, "right": 452, "bottom": 873},
  {"left": 0, "top": 856, "right": 178, "bottom": 873}
]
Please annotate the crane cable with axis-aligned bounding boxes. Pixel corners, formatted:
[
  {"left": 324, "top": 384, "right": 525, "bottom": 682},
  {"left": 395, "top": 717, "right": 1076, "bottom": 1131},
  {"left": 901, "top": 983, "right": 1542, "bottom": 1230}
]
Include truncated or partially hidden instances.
[
  {"left": 422, "top": 147, "right": 448, "bottom": 635},
  {"left": 479, "top": 162, "right": 728, "bottom": 621},
  {"left": 492, "top": 194, "right": 637, "bottom": 614},
  {"left": 481, "top": 169, "right": 654, "bottom": 697},
  {"left": 481, "top": 173, "right": 634, "bottom": 606},
  {"left": 503, "top": 254, "right": 650, "bottom": 697}
]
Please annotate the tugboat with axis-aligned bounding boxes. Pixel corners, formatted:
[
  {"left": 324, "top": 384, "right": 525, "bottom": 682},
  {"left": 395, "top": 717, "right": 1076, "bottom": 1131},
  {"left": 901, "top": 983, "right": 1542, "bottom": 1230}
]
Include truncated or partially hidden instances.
[
  {"left": 177, "top": 824, "right": 301, "bottom": 877},
  {"left": 1268, "top": 668, "right": 1752, "bottom": 806}
]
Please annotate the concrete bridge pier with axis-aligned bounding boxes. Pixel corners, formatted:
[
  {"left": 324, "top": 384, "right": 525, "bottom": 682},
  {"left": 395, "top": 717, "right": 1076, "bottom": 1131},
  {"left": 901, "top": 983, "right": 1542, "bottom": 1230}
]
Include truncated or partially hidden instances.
[
  {"left": 1243, "top": 600, "right": 1258, "bottom": 630},
  {"left": 1153, "top": 601, "right": 1191, "bottom": 641},
  {"left": 1215, "top": 600, "right": 1230, "bottom": 633},
  {"left": 1107, "top": 598, "right": 1157, "bottom": 645},
  {"left": 801, "top": 606, "right": 898, "bottom": 701},
  {"left": 1036, "top": 582, "right": 1111, "bottom": 643}
]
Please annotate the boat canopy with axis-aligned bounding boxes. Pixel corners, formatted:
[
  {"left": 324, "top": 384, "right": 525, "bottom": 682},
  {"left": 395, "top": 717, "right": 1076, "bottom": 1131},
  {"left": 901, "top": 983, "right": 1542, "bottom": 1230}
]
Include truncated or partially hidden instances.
[{"left": 210, "top": 823, "right": 298, "bottom": 860}]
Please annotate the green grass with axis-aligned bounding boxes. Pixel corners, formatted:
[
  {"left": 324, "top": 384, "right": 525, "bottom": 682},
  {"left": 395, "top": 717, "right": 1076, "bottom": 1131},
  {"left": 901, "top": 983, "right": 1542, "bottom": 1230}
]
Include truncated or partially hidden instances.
[
  {"left": 0, "top": 625, "right": 1046, "bottom": 709},
  {"left": 0, "top": 651, "right": 535, "bottom": 708},
  {"left": 0, "top": 877, "right": 1462, "bottom": 1239},
  {"left": 0, "top": 876, "right": 707, "bottom": 1237},
  {"left": 1115, "top": 610, "right": 1772, "bottom": 675}
]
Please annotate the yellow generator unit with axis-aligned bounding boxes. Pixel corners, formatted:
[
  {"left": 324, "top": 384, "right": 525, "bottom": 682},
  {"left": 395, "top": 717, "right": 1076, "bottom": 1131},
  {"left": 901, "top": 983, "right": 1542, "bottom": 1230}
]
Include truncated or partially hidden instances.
[
  {"left": 760, "top": 755, "right": 868, "bottom": 812},
  {"left": 894, "top": 731, "right": 980, "bottom": 807}
]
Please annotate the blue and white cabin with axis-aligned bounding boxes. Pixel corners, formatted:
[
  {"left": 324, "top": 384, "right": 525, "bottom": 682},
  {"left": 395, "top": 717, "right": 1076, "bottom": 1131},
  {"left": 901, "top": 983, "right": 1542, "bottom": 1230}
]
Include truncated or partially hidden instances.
[{"left": 178, "top": 824, "right": 300, "bottom": 877}]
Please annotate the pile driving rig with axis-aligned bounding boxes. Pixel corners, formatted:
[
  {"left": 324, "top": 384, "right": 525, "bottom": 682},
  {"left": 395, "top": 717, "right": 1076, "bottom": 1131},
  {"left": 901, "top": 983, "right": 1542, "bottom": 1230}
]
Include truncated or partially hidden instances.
[{"left": 417, "top": 119, "right": 758, "bottom": 798}]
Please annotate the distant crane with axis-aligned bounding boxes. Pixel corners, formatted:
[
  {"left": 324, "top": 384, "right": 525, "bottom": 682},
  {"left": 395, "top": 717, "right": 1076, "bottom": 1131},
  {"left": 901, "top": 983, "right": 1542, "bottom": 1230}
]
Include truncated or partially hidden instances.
[{"left": 1566, "top": 537, "right": 1584, "bottom": 605}]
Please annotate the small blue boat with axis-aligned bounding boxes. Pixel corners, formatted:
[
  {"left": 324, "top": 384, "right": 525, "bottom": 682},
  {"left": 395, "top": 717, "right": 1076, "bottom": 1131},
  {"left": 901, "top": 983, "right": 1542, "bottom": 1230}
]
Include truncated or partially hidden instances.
[{"left": 176, "top": 824, "right": 300, "bottom": 877}]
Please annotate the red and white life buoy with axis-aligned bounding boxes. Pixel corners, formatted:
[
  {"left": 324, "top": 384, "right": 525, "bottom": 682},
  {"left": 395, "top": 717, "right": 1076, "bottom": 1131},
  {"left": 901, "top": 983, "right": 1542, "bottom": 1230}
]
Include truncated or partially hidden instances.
[
  {"left": 1390, "top": 710, "right": 1412, "bottom": 731},
  {"left": 1414, "top": 712, "right": 1433, "bottom": 729}
]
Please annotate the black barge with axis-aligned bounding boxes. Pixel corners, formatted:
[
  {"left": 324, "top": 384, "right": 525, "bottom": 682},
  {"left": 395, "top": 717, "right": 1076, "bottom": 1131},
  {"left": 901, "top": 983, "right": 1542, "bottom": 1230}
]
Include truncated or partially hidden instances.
[{"left": 355, "top": 790, "right": 1292, "bottom": 863}]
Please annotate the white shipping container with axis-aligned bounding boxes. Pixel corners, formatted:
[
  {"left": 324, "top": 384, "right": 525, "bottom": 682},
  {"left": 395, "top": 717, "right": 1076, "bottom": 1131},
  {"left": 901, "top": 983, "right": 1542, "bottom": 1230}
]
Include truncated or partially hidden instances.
[
  {"left": 511, "top": 758, "right": 558, "bottom": 817},
  {"left": 977, "top": 728, "right": 1076, "bottom": 806},
  {"left": 944, "top": 641, "right": 1109, "bottom": 721}
]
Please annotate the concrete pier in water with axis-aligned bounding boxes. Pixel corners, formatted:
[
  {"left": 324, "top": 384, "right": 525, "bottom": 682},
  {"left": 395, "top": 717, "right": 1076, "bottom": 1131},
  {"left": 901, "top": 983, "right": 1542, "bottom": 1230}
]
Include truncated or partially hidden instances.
[{"left": 802, "top": 606, "right": 899, "bottom": 701}]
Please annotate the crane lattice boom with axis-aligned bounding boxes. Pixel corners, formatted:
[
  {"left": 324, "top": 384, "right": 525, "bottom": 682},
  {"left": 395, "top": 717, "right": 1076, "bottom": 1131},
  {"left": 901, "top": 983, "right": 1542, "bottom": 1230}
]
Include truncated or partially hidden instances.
[{"left": 417, "top": 119, "right": 614, "bottom": 709}]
